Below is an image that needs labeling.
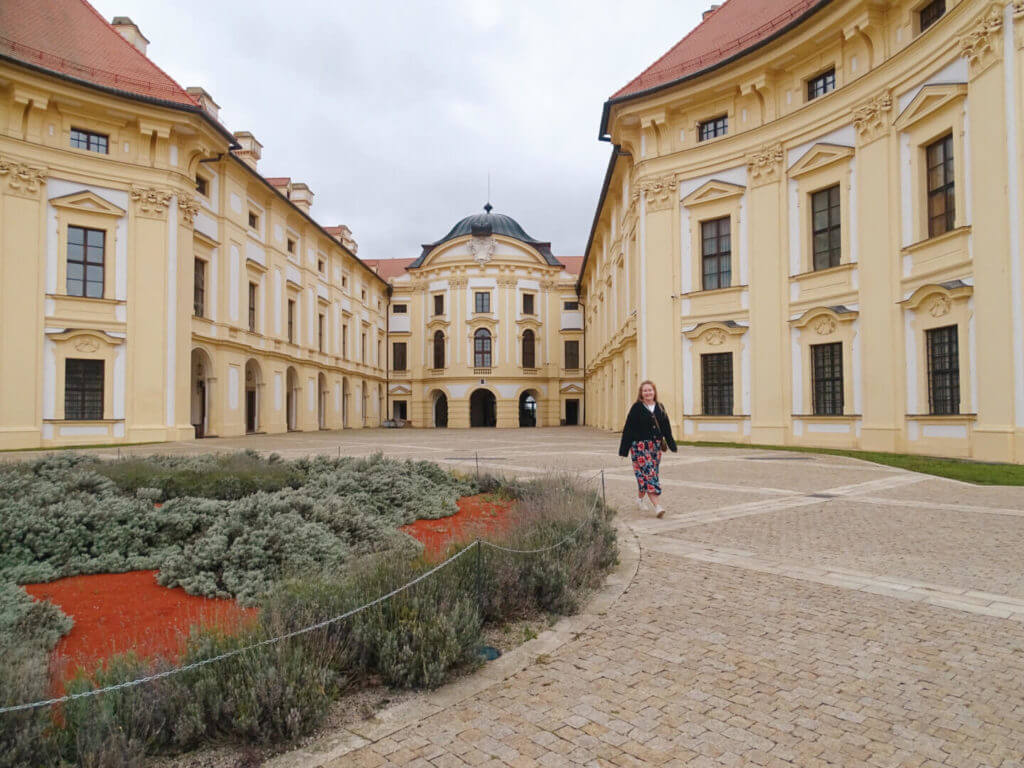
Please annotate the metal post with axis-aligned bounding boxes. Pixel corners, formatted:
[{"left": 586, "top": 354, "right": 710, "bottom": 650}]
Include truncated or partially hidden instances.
[
  {"left": 601, "top": 469, "right": 606, "bottom": 508},
  {"left": 475, "top": 451, "right": 480, "bottom": 480},
  {"left": 475, "top": 539, "right": 483, "bottom": 618}
]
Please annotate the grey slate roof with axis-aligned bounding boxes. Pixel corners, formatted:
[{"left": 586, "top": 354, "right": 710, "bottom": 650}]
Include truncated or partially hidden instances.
[{"left": 409, "top": 206, "right": 561, "bottom": 268}]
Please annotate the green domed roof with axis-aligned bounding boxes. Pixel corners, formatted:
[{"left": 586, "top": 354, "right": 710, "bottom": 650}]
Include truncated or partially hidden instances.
[{"left": 411, "top": 205, "right": 560, "bottom": 267}]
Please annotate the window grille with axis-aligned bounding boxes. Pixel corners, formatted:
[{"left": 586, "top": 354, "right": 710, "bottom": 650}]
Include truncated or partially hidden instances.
[
  {"left": 65, "top": 359, "right": 104, "bottom": 420},
  {"left": 701, "top": 353, "right": 733, "bottom": 416},
  {"left": 811, "top": 342, "right": 844, "bottom": 415},
  {"left": 927, "top": 325, "right": 960, "bottom": 415}
]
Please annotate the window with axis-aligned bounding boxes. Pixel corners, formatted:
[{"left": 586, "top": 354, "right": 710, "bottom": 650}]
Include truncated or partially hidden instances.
[
  {"left": 193, "top": 258, "right": 205, "bottom": 317},
  {"left": 701, "top": 217, "right": 731, "bottom": 291},
  {"left": 927, "top": 325, "right": 960, "bottom": 415},
  {"left": 195, "top": 175, "right": 209, "bottom": 197},
  {"left": 926, "top": 134, "right": 955, "bottom": 238},
  {"left": 811, "top": 185, "right": 842, "bottom": 270},
  {"left": 811, "top": 342, "right": 844, "bottom": 416},
  {"left": 318, "top": 313, "right": 325, "bottom": 352},
  {"left": 475, "top": 292, "right": 491, "bottom": 313},
  {"left": 65, "top": 359, "right": 103, "bottom": 420},
  {"left": 563, "top": 301, "right": 579, "bottom": 311},
  {"left": 342, "top": 323, "right": 348, "bottom": 359},
  {"left": 393, "top": 342, "right": 407, "bottom": 371},
  {"left": 522, "top": 330, "right": 535, "bottom": 368},
  {"left": 287, "top": 299, "right": 295, "bottom": 343},
  {"left": 522, "top": 293, "right": 535, "bottom": 315},
  {"left": 361, "top": 288, "right": 367, "bottom": 301},
  {"left": 564, "top": 340, "right": 580, "bottom": 370},
  {"left": 919, "top": 0, "right": 945, "bottom": 32},
  {"left": 474, "top": 328, "right": 492, "bottom": 368},
  {"left": 287, "top": 238, "right": 296, "bottom": 254},
  {"left": 317, "top": 258, "right": 325, "bottom": 273},
  {"left": 701, "top": 353, "right": 733, "bottom": 416},
  {"left": 70, "top": 128, "right": 108, "bottom": 154},
  {"left": 433, "top": 294, "right": 444, "bottom": 316},
  {"left": 342, "top": 275, "right": 348, "bottom": 288},
  {"left": 807, "top": 68, "right": 836, "bottom": 101},
  {"left": 377, "top": 339, "right": 381, "bottom": 365},
  {"left": 392, "top": 304, "right": 407, "bottom": 314},
  {"left": 393, "top": 401, "right": 408, "bottom": 420},
  {"left": 67, "top": 226, "right": 105, "bottom": 298},
  {"left": 698, "top": 115, "right": 728, "bottom": 142},
  {"left": 433, "top": 330, "right": 445, "bottom": 369},
  {"left": 248, "top": 282, "right": 257, "bottom": 332},
  {"left": 361, "top": 332, "right": 366, "bottom": 361}
]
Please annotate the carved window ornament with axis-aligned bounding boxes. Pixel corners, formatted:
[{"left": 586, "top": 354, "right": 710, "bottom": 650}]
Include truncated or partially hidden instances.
[
  {"left": 789, "top": 306, "right": 859, "bottom": 333},
  {"left": 129, "top": 185, "right": 174, "bottom": 218},
  {"left": 634, "top": 172, "right": 681, "bottom": 211},
  {"left": 745, "top": 144, "right": 784, "bottom": 187},
  {"left": 852, "top": 92, "right": 893, "bottom": 144},
  {"left": 899, "top": 281, "right": 973, "bottom": 315},
  {"left": 178, "top": 192, "right": 200, "bottom": 225}
]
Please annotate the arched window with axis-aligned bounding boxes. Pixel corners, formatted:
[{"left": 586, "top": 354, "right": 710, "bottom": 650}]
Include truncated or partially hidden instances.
[
  {"left": 433, "top": 330, "right": 445, "bottom": 369},
  {"left": 474, "top": 328, "right": 492, "bottom": 368},
  {"left": 522, "top": 329, "right": 535, "bottom": 368}
]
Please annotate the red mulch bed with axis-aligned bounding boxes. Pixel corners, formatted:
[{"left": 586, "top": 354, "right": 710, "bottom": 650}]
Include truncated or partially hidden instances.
[
  {"left": 24, "top": 571, "right": 256, "bottom": 693},
  {"left": 401, "top": 494, "right": 515, "bottom": 560}
]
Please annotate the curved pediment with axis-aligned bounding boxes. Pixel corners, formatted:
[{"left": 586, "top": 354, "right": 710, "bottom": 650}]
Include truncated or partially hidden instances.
[{"left": 415, "top": 234, "right": 557, "bottom": 272}]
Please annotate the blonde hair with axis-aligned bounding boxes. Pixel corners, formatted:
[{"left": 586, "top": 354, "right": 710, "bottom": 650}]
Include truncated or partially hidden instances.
[{"left": 636, "top": 380, "right": 659, "bottom": 404}]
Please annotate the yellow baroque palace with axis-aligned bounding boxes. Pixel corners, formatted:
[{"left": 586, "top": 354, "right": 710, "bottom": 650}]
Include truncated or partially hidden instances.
[
  {"left": 365, "top": 208, "right": 584, "bottom": 430},
  {"left": 580, "top": 0, "right": 1024, "bottom": 463},
  {"left": 0, "top": 7, "right": 389, "bottom": 449}
]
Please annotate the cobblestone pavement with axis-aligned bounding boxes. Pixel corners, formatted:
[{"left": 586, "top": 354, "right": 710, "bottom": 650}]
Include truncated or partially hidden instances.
[{"left": 19, "top": 428, "right": 1024, "bottom": 766}]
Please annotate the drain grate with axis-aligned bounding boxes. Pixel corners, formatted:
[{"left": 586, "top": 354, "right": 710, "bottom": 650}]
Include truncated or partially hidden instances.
[{"left": 808, "top": 492, "right": 837, "bottom": 499}]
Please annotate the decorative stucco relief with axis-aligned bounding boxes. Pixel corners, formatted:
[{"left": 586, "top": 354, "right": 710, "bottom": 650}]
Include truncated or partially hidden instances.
[
  {"left": 852, "top": 92, "right": 893, "bottom": 145},
  {"left": 959, "top": 6, "right": 1004, "bottom": 74},
  {"left": 705, "top": 329, "right": 726, "bottom": 346},
  {"left": 177, "top": 192, "right": 200, "bottom": 226},
  {"left": 746, "top": 144, "right": 784, "bottom": 187},
  {"left": 74, "top": 337, "right": 100, "bottom": 353},
  {"left": 468, "top": 235, "right": 495, "bottom": 265},
  {"left": 929, "top": 295, "right": 952, "bottom": 318},
  {"left": 129, "top": 186, "right": 173, "bottom": 218},
  {"left": 632, "top": 172, "right": 680, "bottom": 211},
  {"left": 814, "top": 317, "right": 837, "bottom": 336},
  {"left": 0, "top": 155, "right": 47, "bottom": 196}
]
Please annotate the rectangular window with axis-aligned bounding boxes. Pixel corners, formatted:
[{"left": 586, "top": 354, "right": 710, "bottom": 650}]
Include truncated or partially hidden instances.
[
  {"left": 317, "top": 258, "right": 325, "bottom": 273},
  {"left": 522, "top": 293, "right": 535, "bottom": 315},
  {"left": 475, "top": 291, "right": 491, "bottom": 313},
  {"left": 811, "top": 342, "right": 844, "bottom": 416},
  {"left": 434, "top": 294, "right": 444, "bottom": 315},
  {"left": 342, "top": 323, "right": 348, "bottom": 359},
  {"left": 342, "top": 275, "right": 348, "bottom": 288},
  {"left": 195, "top": 175, "right": 209, "bottom": 197},
  {"left": 67, "top": 226, "right": 105, "bottom": 298},
  {"left": 393, "top": 342, "right": 407, "bottom": 371},
  {"left": 926, "top": 134, "right": 955, "bottom": 238},
  {"left": 287, "top": 299, "right": 295, "bottom": 343},
  {"left": 65, "top": 359, "right": 104, "bottom": 420},
  {"left": 811, "top": 185, "right": 842, "bottom": 270},
  {"left": 919, "top": 0, "right": 945, "bottom": 32},
  {"left": 248, "top": 282, "right": 257, "bottom": 332},
  {"left": 701, "top": 353, "right": 733, "bottom": 416},
  {"left": 927, "top": 325, "right": 960, "bottom": 415},
  {"left": 564, "top": 340, "right": 580, "bottom": 370},
  {"left": 361, "top": 332, "right": 366, "bottom": 361},
  {"left": 287, "top": 238, "right": 296, "bottom": 254},
  {"left": 248, "top": 211, "right": 259, "bottom": 229},
  {"left": 318, "top": 313, "right": 325, "bottom": 352},
  {"left": 563, "top": 301, "right": 579, "bottom": 310},
  {"left": 807, "top": 68, "right": 836, "bottom": 101},
  {"left": 701, "top": 217, "right": 731, "bottom": 291},
  {"left": 361, "top": 288, "right": 366, "bottom": 301},
  {"left": 698, "top": 115, "right": 728, "bottom": 142},
  {"left": 193, "top": 258, "right": 205, "bottom": 317},
  {"left": 392, "top": 304, "right": 407, "bottom": 314},
  {"left": 70, "top": 128, "right": 108, "bottom": 154}
]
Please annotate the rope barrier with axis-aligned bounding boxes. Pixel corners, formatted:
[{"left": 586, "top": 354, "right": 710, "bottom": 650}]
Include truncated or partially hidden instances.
[{"left": 0, "top": 468, "right": 610, "bottom": 715}]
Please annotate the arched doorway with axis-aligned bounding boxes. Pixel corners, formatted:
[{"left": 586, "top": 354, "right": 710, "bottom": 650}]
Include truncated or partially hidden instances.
[
  {"left": 432, "top": 391, "right": 448, "bottom": 428},
  {"left": 317, "top": 372, "right": 327, "bottom": 429},
  {"left": 342, "top": 377, "right": 350, "bottom": 428},
  {"left": 191, "top": 348, "right": 212, "bottom": 437},
  {"left": 286, "top": 366, "right": 299, "bottom": 431},
  {"left": 244, "top": 358, "right": 261, "bottom": 434},
  {"left": 470, "top": 389, "right": 496, "bottom": 427},
  {"left": 519, "top": 390, "right": 538, "bottom": 427}
]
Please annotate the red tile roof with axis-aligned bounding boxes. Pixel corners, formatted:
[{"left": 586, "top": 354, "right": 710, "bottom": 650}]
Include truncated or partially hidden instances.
[
  {"left": 611, "top": 0, "right": 827, "bottom": 100},
  {"left": 0, "top": 0, "right": 196, "bottom": 106},
  {"left": 362, "top": 258, "right": 417, "bottom": 281},
  {"left": 558, "top": 256, "right": 583, "bottom": 276}
]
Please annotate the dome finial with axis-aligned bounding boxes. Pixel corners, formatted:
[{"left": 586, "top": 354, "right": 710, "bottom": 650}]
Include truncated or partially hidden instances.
[{"left": 483, "top": 202, "right": 493, "bottom": 214}]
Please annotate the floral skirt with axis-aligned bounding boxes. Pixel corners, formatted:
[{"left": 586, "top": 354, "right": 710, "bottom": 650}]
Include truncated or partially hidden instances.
[{"left": 629, "top": 440, "right": 662, "bottom": 496}]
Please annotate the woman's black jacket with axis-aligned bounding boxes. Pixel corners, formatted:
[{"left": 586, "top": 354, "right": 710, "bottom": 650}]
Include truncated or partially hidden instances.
[{"left": 618, "top": 401, "right": 678, "bottom": 457}]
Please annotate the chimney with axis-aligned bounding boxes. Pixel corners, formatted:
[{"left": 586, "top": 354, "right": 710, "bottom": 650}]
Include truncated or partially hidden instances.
[
  {"left": 111, "top": 17, "right": 149, "bottom": 55},
  {"left": 186, "top": 87, "right": 220, "bottom": 119},
  {"left": 232, "top": 131, "right": 262, "bottom": 170},
  {"left": 702, "top": 4, "right": 721, "bottom": 20},
  {"left": 289, "top": 182, "right": 314, "bottom": 214}
]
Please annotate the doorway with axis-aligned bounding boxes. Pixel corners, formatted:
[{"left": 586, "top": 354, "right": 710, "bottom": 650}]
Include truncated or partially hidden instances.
[
  {"left": 518, "top": 391, "right": 537, "bottom": 427},
  {"left": 565, "top": 399, "right": 580, "bottom": 426},
  {"left": 470, "top": 389, "right": 496, "bottom": 427},
  {"left": 433, "top": 392, "right": 448, "bottom": 428}
]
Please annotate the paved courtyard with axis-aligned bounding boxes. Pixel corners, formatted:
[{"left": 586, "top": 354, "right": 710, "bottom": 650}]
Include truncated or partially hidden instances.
[{"left": 26, "top": 428, "right": 1024, "bottom": 766}]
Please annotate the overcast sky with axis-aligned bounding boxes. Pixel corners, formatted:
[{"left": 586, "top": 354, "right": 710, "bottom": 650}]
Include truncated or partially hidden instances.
[{"left": 91, "top": 0, "right": 707, "bottom": 259}]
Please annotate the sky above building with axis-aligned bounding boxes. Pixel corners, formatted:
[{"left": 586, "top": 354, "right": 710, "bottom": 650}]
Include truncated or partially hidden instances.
[{"left": 90, "top": 0, "right": 707, "bottom": 260}]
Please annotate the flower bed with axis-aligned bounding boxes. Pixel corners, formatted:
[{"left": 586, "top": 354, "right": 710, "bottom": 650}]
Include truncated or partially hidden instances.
[{"left": 401, "top": 494, "right": 514, "bottom": 560}]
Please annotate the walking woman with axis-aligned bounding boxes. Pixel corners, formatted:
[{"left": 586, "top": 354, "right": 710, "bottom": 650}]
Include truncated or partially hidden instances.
[{"left": 619, "top": 380, "right": 677, "bottom": 517}]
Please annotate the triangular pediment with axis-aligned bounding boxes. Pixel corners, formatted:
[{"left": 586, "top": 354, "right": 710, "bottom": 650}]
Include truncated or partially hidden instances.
[
  {"left": 560, "top": 383, "right": 584, "bottom": 394},
  {"left": 788, "top": 143, "right": 854, "bottom": 178},
  {"left": 894, "top": 84, "right": 967, "bottom": 132},
  {"left": 389, "top": 384, "right": 412, "bottom": 395},
  {"left": 49, "top": 190, "right": 125, "bottom": 217},
  {"left": 682, "top": 180, "right": 746, "bottom": 208}
]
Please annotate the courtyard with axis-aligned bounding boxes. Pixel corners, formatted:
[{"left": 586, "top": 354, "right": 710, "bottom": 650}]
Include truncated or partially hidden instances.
[{"left": 37, "top": 427, "right": 1024, "bottom": 767}]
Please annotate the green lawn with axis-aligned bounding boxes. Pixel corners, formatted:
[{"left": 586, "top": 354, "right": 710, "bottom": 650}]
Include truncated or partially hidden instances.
[{"left": 679, "top": 441, "right": 1024, "bottom": 486}]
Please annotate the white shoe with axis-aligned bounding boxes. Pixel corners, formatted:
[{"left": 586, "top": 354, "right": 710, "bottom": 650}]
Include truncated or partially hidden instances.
[
  {"left": 636, "top": 497, "right": 648, "bottom": 511},
  {"left": 654, "top": 505, "right": 665, "bottom": 518}
]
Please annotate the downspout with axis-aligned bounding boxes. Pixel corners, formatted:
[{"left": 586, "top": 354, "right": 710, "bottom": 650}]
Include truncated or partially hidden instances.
[
  {"left": 576, "top": 287, "right": 586, "bottom": 426},
  {"left": 385, "top": 283, "right": 392, "bottom": 424}
]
